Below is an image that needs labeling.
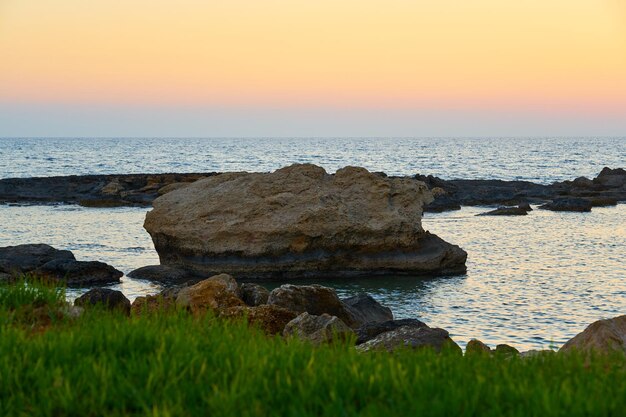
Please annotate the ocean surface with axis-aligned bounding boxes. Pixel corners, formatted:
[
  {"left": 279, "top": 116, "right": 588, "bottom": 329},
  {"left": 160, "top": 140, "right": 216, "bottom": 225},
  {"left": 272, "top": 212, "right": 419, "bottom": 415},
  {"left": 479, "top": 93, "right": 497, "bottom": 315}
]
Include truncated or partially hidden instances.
[{"left": 1, "top": 137, "right": 625, "bottom": 351}]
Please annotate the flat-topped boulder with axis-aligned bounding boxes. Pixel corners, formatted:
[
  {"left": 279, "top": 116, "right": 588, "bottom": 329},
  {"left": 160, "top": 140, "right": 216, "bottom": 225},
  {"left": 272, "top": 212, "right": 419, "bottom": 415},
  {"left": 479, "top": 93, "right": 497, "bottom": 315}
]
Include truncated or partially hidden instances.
[{"left": 144, "top": 164, "right": 467, "bottom": 279}]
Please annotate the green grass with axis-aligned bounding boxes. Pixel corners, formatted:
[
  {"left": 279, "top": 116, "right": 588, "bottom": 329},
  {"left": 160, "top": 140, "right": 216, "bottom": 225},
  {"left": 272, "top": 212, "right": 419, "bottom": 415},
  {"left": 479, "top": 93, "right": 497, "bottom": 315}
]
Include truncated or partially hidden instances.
[{"left": 0, "top": 282, "right": 624, "bottom": 416}]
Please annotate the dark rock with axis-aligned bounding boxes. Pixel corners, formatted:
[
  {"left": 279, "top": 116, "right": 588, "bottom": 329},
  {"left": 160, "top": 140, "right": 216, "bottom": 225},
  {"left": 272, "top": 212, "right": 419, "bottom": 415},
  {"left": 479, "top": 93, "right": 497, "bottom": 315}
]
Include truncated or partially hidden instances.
[
  {"left": 283, "top": 312, "right": 354, "bottom": 344},
  {"left": 594, "top": 167, "right": 626, "bottom": 188},
  {"left": 465, "top": 339, "right": 491, "bottom": 355},
  {"left": 540, "top": 198, "right": 592, "bottom": 212},
  {"left": 572, "top": 176, "right": 594, "bottom": 189},
  {"left": 0, "top": 173, "right": 213, "bottom": 206},
  {"left": 74, "top": 288, "right": 131, "bottom": 315},
  {"left": 342, "top": 293, "right": 393, "bottom": 325},
  {"left": 356, "top": 318, "right": 428, "bottom": 345},
  {"left": 477, "top": 206, "right": 529, "bottom": 216},
  {"left": 33, "top": 259, "right": 123, "bottom": 286},
  {"left": 588, "top": 197, "right": 618, "bottom": 207},
  {"left": 0, "top": 244, "right": 75, "bottom": 274},
  {"left": 127, "top": 265, "right": 199, "bottom": 283},
  {"left": 240, "top": 283, "right": 270, "bottom": 306},
  {"left": 356, "top": 326, "right": 461, "bottom": 354},
  {"left": 267, "top": 284, "right": 361, "bottom": 328},
  {"left": 424, "top": 195, "right": 462, "bottom": 213}
]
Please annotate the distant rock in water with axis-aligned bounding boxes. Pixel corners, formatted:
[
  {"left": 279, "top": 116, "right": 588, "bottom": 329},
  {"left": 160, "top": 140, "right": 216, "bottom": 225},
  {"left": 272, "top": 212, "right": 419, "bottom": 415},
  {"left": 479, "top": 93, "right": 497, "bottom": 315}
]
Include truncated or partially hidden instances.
[{"left": 144, "top": 164, "right": 467, "bottom": 279}]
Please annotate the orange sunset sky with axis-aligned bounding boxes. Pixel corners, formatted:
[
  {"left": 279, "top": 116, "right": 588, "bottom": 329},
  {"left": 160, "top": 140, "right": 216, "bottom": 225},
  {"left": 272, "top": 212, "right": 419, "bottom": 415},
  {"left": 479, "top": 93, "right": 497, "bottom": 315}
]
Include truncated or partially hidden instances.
[{"left": 1, "top": 0, "right": 625, "bottom": 136}]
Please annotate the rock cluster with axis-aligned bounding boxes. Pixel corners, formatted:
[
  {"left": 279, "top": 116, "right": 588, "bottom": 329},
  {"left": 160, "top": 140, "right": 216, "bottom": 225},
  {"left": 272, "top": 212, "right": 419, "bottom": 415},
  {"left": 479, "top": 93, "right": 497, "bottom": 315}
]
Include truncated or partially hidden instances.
[{"left": 144, "top": 164, "right": 467, "bottom": 279}]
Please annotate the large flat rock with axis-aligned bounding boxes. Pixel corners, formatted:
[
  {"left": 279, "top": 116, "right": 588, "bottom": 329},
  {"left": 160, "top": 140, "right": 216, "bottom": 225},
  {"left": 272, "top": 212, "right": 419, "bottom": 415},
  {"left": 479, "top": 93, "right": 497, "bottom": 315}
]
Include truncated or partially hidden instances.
[{"left": 144, "top": 164, "right": 467, "bottom": 279}]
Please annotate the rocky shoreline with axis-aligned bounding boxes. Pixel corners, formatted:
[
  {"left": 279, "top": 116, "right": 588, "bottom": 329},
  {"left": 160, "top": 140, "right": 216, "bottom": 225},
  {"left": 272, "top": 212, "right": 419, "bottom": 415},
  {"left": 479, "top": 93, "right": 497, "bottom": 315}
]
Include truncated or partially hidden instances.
[{"left": 1, "top": 167, "right": 623, "bottom": 212}]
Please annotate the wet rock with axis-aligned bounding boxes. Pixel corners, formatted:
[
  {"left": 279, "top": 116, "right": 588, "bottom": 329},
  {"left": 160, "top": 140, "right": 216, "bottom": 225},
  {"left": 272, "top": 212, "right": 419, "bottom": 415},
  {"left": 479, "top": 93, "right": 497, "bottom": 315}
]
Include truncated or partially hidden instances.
[
  {"left": 559, "top": 315, "right": 626, "bottom": 355},
  {"left": 34, "top": 259, "right": 123, "bottom": 286},
  {"left": 423, "top": 195, "right": 462, "bottom": 213},
  {"left": 127, "top": 265, "right": 199, "bottom": 283},
  {"left": 74, "top": 288, "right": 131, "bottom": 315},
  {"left": 539, "top": 198, "right": 592, "bottom": 212},
  {"left": 219, "top": 305, "right": 297, "bottom": 335},
  {"left": 356, "top": 318, "right": 428, "bottom": 345},
  {"left": 240, "top": 283, "right": 270, "bottom": 306},
  {"left": 341, "top": 293, "right": 393, "bottom": 325},
  {"left": 175, "top": 274, "right": 244, "bottom": 314},
  {"left": 267, "top": 284, "right": 360, "bottom": 328},
  {"left": 465, "top": 339, "right": 491, "bottom": 355},
  {"left": 158, "top": 182, "right": 192, "bottom": 195},
  {"left": 494, "top": 344, "right": 520, "bottom": 357},
  {"left": 283, "top": 312, "right": 354, "bottom": 344},
  {"left": 356, "top": 326, "right": 461, "bottom": 354},
  {"left": 78, "top": 199, "right": 135, "bottom": 208},
  {"left": 144, "top": 164, "right": 467, "bottom": 279},
  {"left": 0, "top": 244, "right": 75, "bottom": 274},
  {"left": 477, "top": 205, "right": 530, "bottom": 216}
]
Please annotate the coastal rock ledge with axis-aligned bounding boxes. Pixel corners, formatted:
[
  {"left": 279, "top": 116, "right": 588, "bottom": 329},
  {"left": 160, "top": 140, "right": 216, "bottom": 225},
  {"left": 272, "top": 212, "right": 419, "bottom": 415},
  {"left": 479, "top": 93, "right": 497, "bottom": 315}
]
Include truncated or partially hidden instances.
[{"left": 144, "top": 164, "right": 467, "bottom": 279}]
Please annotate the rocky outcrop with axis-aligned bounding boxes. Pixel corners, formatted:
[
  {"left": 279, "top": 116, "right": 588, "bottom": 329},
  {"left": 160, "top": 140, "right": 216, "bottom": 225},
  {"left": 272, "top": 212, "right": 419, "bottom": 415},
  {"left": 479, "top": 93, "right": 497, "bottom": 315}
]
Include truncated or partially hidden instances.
[
  {"left": 0, "top": 173, "right": 212, "bottom": 206},
  {"left": 559, "top": 315, "right": 626, "bottom": 355},
  {"left": 283, "top": 312, "right": 354, "bottom": 344},
  {"left": 267, "top": 284, "right": 361, "bottom": 328},
  {"left": 356, "top": 326, "right": 461, "bottom": 354},
  {"left": 219, "top": 305, "right": 297, "bottom": 335},
  {"left": 0, "top": 244, "right": 75, "bottom": 274},
  {"left": 418, "top": 166, "right": 625, "bottom": 212},
  {"left": 341, "top": 294, "right": 393, "bottom": 325},
  {"left": 240, "top": 283, "right": 270, "bottom": 306},
  {"left": 175, "top": 274, "right": 244, "bottom": 314},
  {"left": 127, "top": 265, "right": 200, "bottom": 284},
  {"left": 33, "top": 259, "right": 123, "bottom": 286},
  {"left": 144, "top": 164, "right": 467, "bottom": 279},
  {"left": 74, "top": 288, "right": 131, "bottom": 315}
]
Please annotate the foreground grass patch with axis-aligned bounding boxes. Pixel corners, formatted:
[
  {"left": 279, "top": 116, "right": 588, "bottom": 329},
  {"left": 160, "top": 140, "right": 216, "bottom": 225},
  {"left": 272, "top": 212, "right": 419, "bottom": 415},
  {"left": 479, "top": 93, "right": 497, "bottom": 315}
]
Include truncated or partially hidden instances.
[{"left": 0, "top": 283, "right": 624, "bottom": 416}]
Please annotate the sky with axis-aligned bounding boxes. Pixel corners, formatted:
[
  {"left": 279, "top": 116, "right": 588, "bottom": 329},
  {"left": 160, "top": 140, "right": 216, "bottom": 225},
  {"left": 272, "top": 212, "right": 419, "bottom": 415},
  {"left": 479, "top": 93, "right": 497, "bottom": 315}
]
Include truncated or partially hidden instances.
[{"left": 1, "top": 0, "right": 625, "bottom": 137}]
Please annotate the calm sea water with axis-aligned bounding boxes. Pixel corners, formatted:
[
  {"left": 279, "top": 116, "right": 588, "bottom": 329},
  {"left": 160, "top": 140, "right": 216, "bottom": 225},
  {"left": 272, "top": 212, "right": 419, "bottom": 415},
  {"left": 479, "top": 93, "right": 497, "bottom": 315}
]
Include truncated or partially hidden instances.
[
  {"left": 1, "top": 136, "right": 625, "bottom": 182},
  {"left": 0, "top": 137, "right": 624, "bottom": 350}
]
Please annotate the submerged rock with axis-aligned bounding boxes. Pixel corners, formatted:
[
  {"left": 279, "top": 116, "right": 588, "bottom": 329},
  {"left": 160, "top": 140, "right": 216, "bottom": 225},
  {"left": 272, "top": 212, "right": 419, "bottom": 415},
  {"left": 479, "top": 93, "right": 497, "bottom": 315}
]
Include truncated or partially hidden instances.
[
  {"left": 356, "top": 326, "right": 461, "bottom": 354},
  {"left": 477, "top": 205, "right": 531, "bottom": 216},
  {"left": 267, "top": 284, "right": 360, "bottom": 328},
  {"left": 144, "top": 164, "right": 467, "bottom": 279},
  {"left": 74, "top": 288, "right": 131, "bottom": 315},
  {"left": 283, "top": 312, "right": 354, "bottom": 344},
  {"left": 0, "top": 244, "right": 75, "bottom": 274},
  {"left": 539, "top": 198, "right": 592, "bottom": 212},
  {"left": 559, "top": 315, "right": 626, "bottom": 355}
]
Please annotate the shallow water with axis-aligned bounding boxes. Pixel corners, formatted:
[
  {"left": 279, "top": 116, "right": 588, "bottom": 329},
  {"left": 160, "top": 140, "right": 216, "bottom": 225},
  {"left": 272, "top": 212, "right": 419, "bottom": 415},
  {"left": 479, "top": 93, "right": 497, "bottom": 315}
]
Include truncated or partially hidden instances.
[
  {"left": 1, "top": 203, "right": 624, "bottom": 351},
  {"left": 1, "top": 136, "right": 624, "bottom": 183}
]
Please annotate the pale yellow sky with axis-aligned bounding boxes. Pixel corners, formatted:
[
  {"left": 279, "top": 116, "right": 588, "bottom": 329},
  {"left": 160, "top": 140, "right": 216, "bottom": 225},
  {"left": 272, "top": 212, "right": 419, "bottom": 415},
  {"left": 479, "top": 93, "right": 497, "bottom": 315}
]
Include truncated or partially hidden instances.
[{"left": 1, "top": 0, "right": 625, "bottom": 135}]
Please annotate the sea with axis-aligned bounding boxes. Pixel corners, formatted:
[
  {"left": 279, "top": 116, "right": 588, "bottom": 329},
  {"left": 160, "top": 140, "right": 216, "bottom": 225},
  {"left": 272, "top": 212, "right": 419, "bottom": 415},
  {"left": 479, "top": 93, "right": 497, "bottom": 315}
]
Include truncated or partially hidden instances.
[{"left": 1, "top": 137, "right": 625, "bottom": 350}]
